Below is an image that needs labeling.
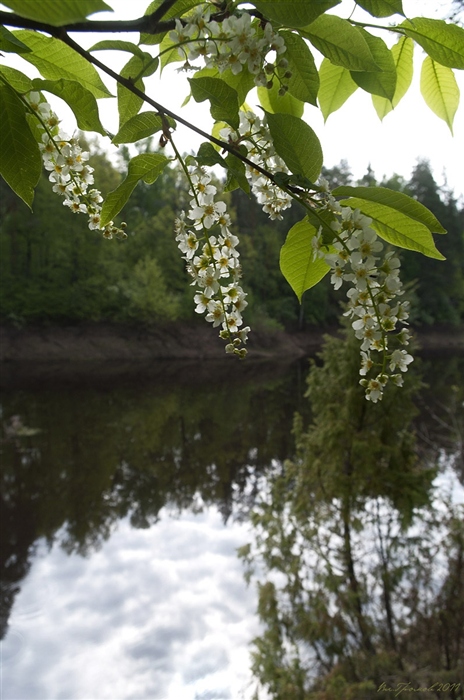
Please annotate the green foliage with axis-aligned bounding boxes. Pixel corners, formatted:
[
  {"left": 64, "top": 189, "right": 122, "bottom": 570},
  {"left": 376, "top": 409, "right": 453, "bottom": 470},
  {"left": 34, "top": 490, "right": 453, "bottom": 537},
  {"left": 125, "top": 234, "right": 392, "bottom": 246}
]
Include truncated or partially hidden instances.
[
  {"left": 372, "top": 36, "right": 414, "bottom": 119},
  {"left": 318, "top": 59, "right": 358, "bottom": 120},
  {"left": 13, "top": 30, "right": 112, "bottom": 98},
  {"left": 0, "top": 0, "right": 461, "bottom": 340},
  {"left": 266, "top": 112, "right": 323, "bottom": 181},
  {"left": 420, "top": 56, "right": 460, "bottom": 133},
  {"left": 31, "top": 78, "right": 106, "bottom": 135},
  {"left": 241, "top": 331, "right": 464, "bottom": 698},
  {"left": 189, "top": 76, "right": 240, "bottom": 128},
  {"left": 0, "top": 82, "right": 41, "bottom": 209},
  {"left": 100, "top": 153, "right": 170, "bottom": 226},
  {"left": 1, "top": 0, "right": 112, "bottom": 26},
  {"left": 279, "top": 218, "right": 331, "bottom": 301}
]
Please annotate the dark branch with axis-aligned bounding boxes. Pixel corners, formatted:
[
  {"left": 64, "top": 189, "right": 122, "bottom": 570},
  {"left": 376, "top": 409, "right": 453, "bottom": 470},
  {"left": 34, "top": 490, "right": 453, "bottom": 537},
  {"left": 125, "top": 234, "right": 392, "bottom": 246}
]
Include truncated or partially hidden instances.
[
  {"left": 0, "top": 8, "right": 297, "bottom": 192},
  {"left": 0, "top": 9, "right": 175, "bottom": 34},
  {"left": 47, "top": 31, "right": 289, "bottom": 190}
]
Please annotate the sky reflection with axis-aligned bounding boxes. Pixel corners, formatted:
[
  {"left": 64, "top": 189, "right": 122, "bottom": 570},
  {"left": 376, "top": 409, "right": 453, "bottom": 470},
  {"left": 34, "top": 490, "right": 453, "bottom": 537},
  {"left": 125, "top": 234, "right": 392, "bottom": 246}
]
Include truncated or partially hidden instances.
[{"left": 2, "top": 507, "right": 260, "bottom": 700}]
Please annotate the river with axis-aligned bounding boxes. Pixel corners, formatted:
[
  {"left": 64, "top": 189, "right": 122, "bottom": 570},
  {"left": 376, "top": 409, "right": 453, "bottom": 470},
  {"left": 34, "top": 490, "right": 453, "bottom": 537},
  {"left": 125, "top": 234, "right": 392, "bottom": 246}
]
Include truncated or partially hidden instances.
[{"left": 1, "top": 350, "right": 463, "bottom": 700}]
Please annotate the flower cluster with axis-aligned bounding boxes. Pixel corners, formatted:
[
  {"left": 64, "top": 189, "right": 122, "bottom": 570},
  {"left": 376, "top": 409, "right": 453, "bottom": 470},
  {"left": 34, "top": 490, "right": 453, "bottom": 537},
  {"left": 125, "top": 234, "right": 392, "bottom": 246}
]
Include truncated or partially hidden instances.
[
  {"left": 25, "top": 92, "right": 126, "bottom": 240},
  {"left": 314, "top": 180, "right": 413, "bottom": 402},
  {"left": 169, "top": 6, "right": 289, "bottom": 89},
  {"left": 174, "top": 160, "right": 250, "bottom": 356},
  {"left": 220, "top": 110, "right": 293, "bottom": 220}
]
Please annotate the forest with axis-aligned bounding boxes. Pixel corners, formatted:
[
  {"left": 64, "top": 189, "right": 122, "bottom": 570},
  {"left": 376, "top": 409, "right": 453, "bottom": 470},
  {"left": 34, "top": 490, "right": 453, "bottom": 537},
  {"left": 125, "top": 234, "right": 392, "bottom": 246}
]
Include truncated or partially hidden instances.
[{"left": 1, "top": 147, "right": 463, "bottom": 331}]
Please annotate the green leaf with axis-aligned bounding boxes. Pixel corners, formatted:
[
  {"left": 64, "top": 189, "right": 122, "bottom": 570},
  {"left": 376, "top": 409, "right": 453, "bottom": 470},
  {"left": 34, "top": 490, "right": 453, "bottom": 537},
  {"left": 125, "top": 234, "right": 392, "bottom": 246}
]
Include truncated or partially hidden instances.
[
  {"left": 318, "top": 58, "right": 358, "bottom": 121},
  {"left": 372, "top": 36, "right": 413, "bottom": 119},
  {"left": 89, "top": 40, "right": 146, "bottom": 58},
  {"left": 31, "top": 78, "right": 106, "bottom": 135},
  {"left": 302, "top": 15, "right": 380, "bottom": 72},
  {"left": 1, "top": 0, "right": 112, "bottom": 26},
  {"left": 112, "top": 111, "right": 175, "bottom": 145},
  {"left": 332, "top": 186, "right": 447, "bottom": 233},
  {"left": 117, "top": 54, "right": 158, "bottom": 129},
  {"left": 257, "top": 82, "right": 304, "bottom": 117},
  {"left": 188, "top": 77, "right": 239, "bottom": 128},
  {"left": 0, "top": 83, "right": 41, "bottom": 209},
  {"left": 196, "top": 142, "right": 227, "bottom": 167},
  {"left": 279, "top": 31, "right": 319, "bottom": 106},
  {"left": 193, "top": 66, "right": 255, "bottom": 106},
  {"left": 266, "top": 112, "right": 323, "bottom": 181},
  {"left": 224, "top": 153, "right": 250, "bottom": 194},
  {"left": 0, "top": 66, "right": 33, "bottom": 93},
  {"left": 420, "top": 57, "right": 459, "bottom": 135},
  {"left": 350, "top": 29, "right": 396, "bottom": 100},
  {"left": 402, "top": 18, "right": 464, "bottom": 70},
  {"left": 355, "top": 0, "right": 404, "bottom": 17},
  {"left": 13, "top": 30, "right": 112, "bottom": 99},
  {"left": 280, "top": 218, "right": 331, "bottom": 301},
  {"left": 0, "top": 25, "right": 32, "bottom": 53},
  {"left": 253, "top": 0, "right": 341, "bottom": 28},
  {"left": 140, "top": 0, "right": 201, "bottom": 45},
  {"left": 159, "top": 33, "right": 185, "bottom": 71},
  {"left": 100, "top": 154, "right": 170, "bottom": 226},
  {"left": 339, "top": 198, "right": 446, "bottom": 259}
]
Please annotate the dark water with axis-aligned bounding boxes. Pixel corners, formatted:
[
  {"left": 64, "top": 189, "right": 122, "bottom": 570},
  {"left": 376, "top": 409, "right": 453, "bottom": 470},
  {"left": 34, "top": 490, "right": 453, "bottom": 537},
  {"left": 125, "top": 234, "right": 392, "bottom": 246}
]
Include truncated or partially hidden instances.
[{"left": 0, "top": 353, "right": 463, "bottom": 700}]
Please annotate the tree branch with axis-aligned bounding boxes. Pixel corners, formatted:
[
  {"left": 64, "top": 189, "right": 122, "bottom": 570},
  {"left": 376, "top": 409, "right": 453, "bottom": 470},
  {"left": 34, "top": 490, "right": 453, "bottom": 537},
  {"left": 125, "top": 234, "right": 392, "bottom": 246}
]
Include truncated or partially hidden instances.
[
  {"left": 0, "top": 9, "right": 175, "bottom": 34},
  {"left": 49, "top": 31, "right": 294, "bottom": 191},
  {"left": 1, "top": 8, "right": 303, "bottom": 194}
]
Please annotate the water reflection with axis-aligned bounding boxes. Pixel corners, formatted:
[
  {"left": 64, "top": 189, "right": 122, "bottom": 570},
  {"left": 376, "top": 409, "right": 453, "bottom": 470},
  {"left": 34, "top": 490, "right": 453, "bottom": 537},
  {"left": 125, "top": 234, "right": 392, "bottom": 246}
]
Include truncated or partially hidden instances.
[
  {"left": 0, "top": 359, "right": 307, "bottom": 645},
  {"left": 0, "top": 350, "right": 463, "bottom": 699},
  {"left": 240, "top": 336, "right": 464, "bottom": 700}
]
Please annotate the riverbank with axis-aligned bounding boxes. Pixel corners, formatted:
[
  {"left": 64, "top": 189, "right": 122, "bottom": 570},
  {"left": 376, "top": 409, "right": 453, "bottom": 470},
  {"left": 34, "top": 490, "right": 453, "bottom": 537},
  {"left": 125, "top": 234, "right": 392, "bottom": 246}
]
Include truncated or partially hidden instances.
[{"left": 1, "top": 321, "right": 463, "bottom": 364}]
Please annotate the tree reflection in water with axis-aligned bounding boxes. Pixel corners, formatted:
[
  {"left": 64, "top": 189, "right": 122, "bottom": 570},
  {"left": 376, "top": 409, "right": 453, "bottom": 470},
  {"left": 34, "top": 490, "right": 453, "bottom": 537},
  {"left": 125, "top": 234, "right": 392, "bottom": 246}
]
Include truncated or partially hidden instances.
[
  {"left": 0, "top": 360, "right": 307, "bottom": 641},
  {"left": 240, "top": 332, "right": 464, "bottom": 700}
]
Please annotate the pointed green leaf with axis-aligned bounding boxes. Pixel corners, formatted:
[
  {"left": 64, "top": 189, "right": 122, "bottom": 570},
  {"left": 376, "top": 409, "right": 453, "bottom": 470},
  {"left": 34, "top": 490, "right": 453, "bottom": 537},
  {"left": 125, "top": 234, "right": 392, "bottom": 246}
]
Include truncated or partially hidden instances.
[
  {"left": 339, "top": 198, "right": 446, "bottom": 259},
  {"left": 280, "top": 218, "right": 331, "bottom": 301},
  {"left": 89, "top": 40, "right": 146, "bottom": 59},
  {"left": 224, "top": 153, "right": 250, "bottom": 194},
  {"left": 0, "top": 25, "right": 32, "bottom": 53},
  {"left": 279, "top": 31, "right": 319, "bottom": 106},
  {"left": 302, "top": 15, "right": 380, "bottom": 72},
  {"left": 332, "top": 186, "right": 447, "bottom": 233},
  {"left": 193, "top": 66, "right": 255, "bottom": 106},
  {"left": 0, "top": 66, "right": 33, "bottom": 93},
  {"left": 253, "top": 0, "right": 341, "bottom": 28},
  {"left": 0, "top": 83, "right": 41, "bottom": 209},
  {"left": 100, "top": 154, "right": 170, "bottom": 226},
  {"left": 420, "top": 57, "right": 459, "bottom": 135},
  {"left": 350, "top": 30, "right": 396, "bottom": 100},
  {"left": 159, "top": 33, "right": 185, "bottom": 70},
  {"left": 402, "top": 18, "right": 464, "bottom": 69},
  {"left": 31, "top": 78, "right": 106, "bottom": 135},
  {"left": 112, "top": 111, "right": 175, "bottom": 145},
  {"left": 1, "top": 0, "right": 112, "bottom": 25},
  {"left": 266, "top": 112, "right": 323, "bottom": 181},
  {"left": 188, "top": 77, "right": 239, "bottom": 129},
  {"left": 318, "top": 58, "right": 358, "bottom": 121},
  {"left": 258, "top": 82, "right": 304, "bottom": 117},
  {"left": 355, "top": 0, "right": 404, "bottom": 17},
  {"left": 372, "top": 36, "right": 413, "bottom": 119},
  {"left": 196, "top": 142, "right": 227, "bottom": 167},
  {"left": 117, "top": 54, "right": 158, "bottom": 129},
  {"left": 13, "top": 30, "right": 112, "bottom": 98}
]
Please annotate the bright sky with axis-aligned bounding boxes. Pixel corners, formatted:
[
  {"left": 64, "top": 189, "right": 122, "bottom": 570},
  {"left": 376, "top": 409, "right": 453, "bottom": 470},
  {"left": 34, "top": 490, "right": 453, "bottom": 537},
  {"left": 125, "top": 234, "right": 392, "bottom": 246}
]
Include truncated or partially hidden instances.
[
  {"left": 2, "top": 507, "right": 262, "bottom": 700},
  {"left": 0, "top": 0, "right": 462, "bottom": 196}
]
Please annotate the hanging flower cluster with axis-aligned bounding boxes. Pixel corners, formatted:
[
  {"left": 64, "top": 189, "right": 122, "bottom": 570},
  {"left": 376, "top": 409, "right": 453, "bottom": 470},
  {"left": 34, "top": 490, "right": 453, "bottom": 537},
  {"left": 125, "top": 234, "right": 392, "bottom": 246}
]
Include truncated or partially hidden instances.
[
  {"left": 220, "top": 110, "right": 293, "bottom": 220},
  {"left": 174, "top": 159, "right": 250, "bottom": 357},
  {"left": 313, "top": 180, "right": 413, "bottom": 402},
  {"left": 25, "top": 91, "right": 126, "bottom": 240},
  {"left": 169, "top": 6, "right": 288, "bottom": 88}
]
